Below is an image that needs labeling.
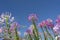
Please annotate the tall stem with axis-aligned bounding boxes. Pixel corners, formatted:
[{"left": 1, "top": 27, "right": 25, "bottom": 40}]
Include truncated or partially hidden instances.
[
  {"left": 32, "top": 20, "right": 41, "bottom": 40},
  {"left": 28, "top": 34, "right": 33, "bottom": 40},
  {"left": 41, "top": 27, "right": 48, "bottom": 40},
  {"left": 6, "top": 18, "right": 11, "bottom": 39},
  {"left": 45, "top": 26, "right": 54, "bottom": 40},
  {"left": 15, "top": 28, "right": 19, "bottom": 40}
]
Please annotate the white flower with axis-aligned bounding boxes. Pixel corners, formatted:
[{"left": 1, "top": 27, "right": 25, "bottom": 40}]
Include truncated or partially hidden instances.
[
  {"left": 10, "top": 17, "right": 14, "bottom": 22},
  {"left": 0, "top": 18, "right": 4, "bottom": 24},
  {"left": 0, "top": 12, "right": 14, "bottom": 23},
  {"left": 1, "top": 12, "right": 11, "bottom": 20}
]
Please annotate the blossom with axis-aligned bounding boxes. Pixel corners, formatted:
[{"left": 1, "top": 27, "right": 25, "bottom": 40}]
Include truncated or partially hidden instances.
[
  {"left": 46, "top": 18, "right": 54, "bottom": 27},
  {"left": 56, "top": 19, "right": 60, "bottom": 24},
  {"left": 56, "top": 15, "right": 60, "bottom": 24},
  {"left": 38, "top": 19, "right": 54, "bottom": 28},
  {"left": 0, "top": 12, "right": 14, "bottom": 23},
  {"left": 0, "top": 28, "right": 2, "bottom": 33},
  {"left": 1, "top": 12, "right": 11, "bottom": 19},
  {"left": 0, "top": 18, "right": 4, "bottom": 24},
  {"left": 53, "top": 24, "right": 60, "bottom": 34},
  {"left": 26, "top": 29, "right": 31, "bottom": 34},
  {"left": 46, "top": 18, "right": 53, "bottom": 23},
  {"left": 10, "top": 22, "right": 20, "bottom": 32},
  {"left": 28, "top": 25, "right": 34, "bottom": 30},
  {"left": 28, "top": 14, "right": 38, "bottom": 21},
  {"left": 10, "top": 17, "right": 14, "bottom": 22},
  {"left": 26, "top": 25, "right": 34, "bottom": 35},
  {"left": 38, "top": 20, "right": 46, "bottom": 27}
]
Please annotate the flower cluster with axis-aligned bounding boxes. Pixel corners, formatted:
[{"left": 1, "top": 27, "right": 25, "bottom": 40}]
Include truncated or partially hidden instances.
[
  {"left": 0, "top": 12, "right": 60, "bottom": 40},
  {"left": 0, "top": 12, "right": 20, "bottom": 40}
]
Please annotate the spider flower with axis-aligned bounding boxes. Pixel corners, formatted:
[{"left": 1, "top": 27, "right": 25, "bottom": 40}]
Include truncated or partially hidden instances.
[
  {"left": 56, "top": 15, "right": 60, "bottom": 24},
  {"left": 53, "top": 24, "right": 60, "bottom": 34},
  {"left": 28, "top": 14, "right": 38, "bottom": 21},
  {"left": 26, "top": 29, "right": 32, "bottom": 34},
  {"left": 38, "top": 20, "right": 46, "bottom": 27},
  {"left": 46, "top": 18, "right": 54, "bottom": 27},
  {"left": 1, "top": 12, "right": 11, "bottom": 19},
  {"left": 26, "top": 25, "right": 34, "bottom": 35},
  {"left": 38, "top": 19, "right": 54, "bottom": 27},
  {"left": 0, "top": 12, "right": 14, "bottom": 23},
  {"left": 0, "top": 18, "right": 4, "bottom": 24},
  {"left": 10, "top": 22, "right": 20, "bottom": 32}
]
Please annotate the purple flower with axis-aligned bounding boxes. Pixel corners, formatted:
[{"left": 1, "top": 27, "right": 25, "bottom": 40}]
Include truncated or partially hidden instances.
[
  {"left": 26, "top": 29, "right": 31, "bottom": 34},
  {"left": 38, "top": 20, "right": 46, "bottom": 27},
  {"left": 53, "top": 24, "right": 60, "bottom": 34},
  {"left": 46, "top": 18, "right": 54, "bottom": 27},
  {"left": 26, "top": 25, "right": 34, "bottom": 35},
  {"left": 28, "top": 14, "right": 38, "bottom": 21},
  {"left": 38, "top": 19, "right": 54, "bottom": 27},
  {"left": 56, "top": 15, "right": 60, "bottom": 24},
  {"left": 10, "top": 22, "right": 20, "bottom": 32}
]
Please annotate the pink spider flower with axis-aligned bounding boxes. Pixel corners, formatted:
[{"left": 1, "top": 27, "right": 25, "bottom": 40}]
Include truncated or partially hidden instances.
[
  {"left": 38, "top": 19, "right": 54, "bottom": 28},
  {"left": 53, "top": 24, "right": 60, "bottom": 35},
  {"left": 38, "top": 20, "right": 46, "bottom": 27},
  {"left": 45, "top": 18, "right": 54, "bottom": 27},
  {"left": 56, "top": 15, "right": 60, "bottom": 24}
]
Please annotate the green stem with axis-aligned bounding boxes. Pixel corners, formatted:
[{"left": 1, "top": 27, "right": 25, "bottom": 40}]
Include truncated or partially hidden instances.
[
  {"left": 45, "top": 27, "right": 53, "bottom": 40},
  {"left": 32, "top": 20, "right": 41, "bottom": 40},
  {"left": 28, "top": 34, "right": 33, "bottom": 40},
  {"left": 6, "top": 18, "right": 12, "bottom": 39},
  {"left": 33, "top": 29, "right": 39, "bottom": 40},
  {"left": 51, "top": 28, "right": 56, "bottom": 37},
  {"left": 41, "top": 27, "right": 48, "bottom": 40},
  {"left": 15, "top": 28, "right": 19, "bottom": 40}
]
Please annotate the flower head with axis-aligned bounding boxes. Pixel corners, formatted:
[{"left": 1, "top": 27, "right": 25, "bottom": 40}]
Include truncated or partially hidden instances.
[
  {"left": 56, "top": 15, "right": 60, "bottom": 24},
  {"left": 38, "top": 19, "right": 54, "bottom": 28},
  {"left": 46, "top": 18, "right": 53, "bottom": 23},
  {"left": 46, "top": 18, "right": 54, "bottom": 27},
  {"left": 10, "top": 17, "right": 14, "bottom": 22},
  {"left": 28, "top": 14, "right": 38, "bottom": 21},
  {"left": 38, "top": 20, "right": 46, "bottom": 27},
  {"left": 26, "top": 29, "right": 31, "bottom": 34},
  {"left": 0, "top": 12, "right": 14, "bottom": 23},
  {"left": 10, "top": 22, "right": 20, "bottom": 32},
  {"left": 0, "top": 28, "right": 2, "bottom": 33},
  {"left": 0, "top": 18, "right": 4, "bottom": 24},
  {"left": 53, "top": 24, "right": 60, "bottom": 34},
  {"left": 1, "top": 12, "right": 11, "bottom": 19},
  {"left": 26, "top": 25, "right": 34, "bottom": 35}
]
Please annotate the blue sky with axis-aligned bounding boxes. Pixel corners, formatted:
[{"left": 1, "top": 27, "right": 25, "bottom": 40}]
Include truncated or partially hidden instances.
[{"left": 0, "top": 0, "right": 60, "bottom": 39}]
